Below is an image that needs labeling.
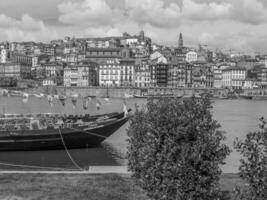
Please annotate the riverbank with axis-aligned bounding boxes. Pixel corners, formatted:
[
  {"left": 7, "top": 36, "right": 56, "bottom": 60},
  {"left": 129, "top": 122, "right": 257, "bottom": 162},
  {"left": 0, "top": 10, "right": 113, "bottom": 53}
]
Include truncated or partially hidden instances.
[
  {"left": 44, "top": 86, "right": 229, "bottom": 98},
  {"left": 0, "top": 173, "right": 244, "bottom": 200}
]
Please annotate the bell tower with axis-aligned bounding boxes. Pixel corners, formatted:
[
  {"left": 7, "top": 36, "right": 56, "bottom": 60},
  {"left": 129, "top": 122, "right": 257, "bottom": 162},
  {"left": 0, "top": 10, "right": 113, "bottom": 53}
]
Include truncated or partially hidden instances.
[{"left": 179, "top": 33, "right": 183, "bottom": 48}]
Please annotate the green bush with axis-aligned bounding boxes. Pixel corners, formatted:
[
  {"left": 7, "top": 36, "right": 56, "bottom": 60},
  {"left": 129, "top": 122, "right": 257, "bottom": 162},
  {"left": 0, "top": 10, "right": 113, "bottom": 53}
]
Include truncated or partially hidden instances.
[
  {"left": 234, "top": 118, "right": 267, "bottom": 200},
  {"left": 127, "top": 97, "right": 230, "bottom": 200}
]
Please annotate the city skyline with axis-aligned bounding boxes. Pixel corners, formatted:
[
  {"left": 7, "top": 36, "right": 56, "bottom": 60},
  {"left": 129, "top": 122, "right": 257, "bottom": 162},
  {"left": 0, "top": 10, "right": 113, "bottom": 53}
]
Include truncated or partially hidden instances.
[{"left": 0, "top": 0, "right": 267, "bottom": 54}]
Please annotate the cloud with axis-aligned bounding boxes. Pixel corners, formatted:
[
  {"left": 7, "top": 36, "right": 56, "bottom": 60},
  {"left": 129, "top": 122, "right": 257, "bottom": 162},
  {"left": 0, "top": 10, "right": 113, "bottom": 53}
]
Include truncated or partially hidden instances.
[
  {"left": 0, "top": 14, "right": 58, "bottom": 42},
  {"left": 182, "top": 0, "right": 267, "bottom": 25},
  {"left": 57, "top": 0, "right": 267, "bottom": 29},
  {"left": 230, "top": 0, "right": 267, "bottom": 25},
  {"left": 58, "top": 0, "right": 182, "bottom": 28},
  {"left": 58, "top": 0, "right": 121, "bottom": 26},
  {"left": 84, "top": 27, "right": 122, "bottom": 37},
  {"left": 182, "top": 0, "right": 232, "bottom": 21},
  {"left": 125, "top": 0, "right": 181, "bottom": 27}
]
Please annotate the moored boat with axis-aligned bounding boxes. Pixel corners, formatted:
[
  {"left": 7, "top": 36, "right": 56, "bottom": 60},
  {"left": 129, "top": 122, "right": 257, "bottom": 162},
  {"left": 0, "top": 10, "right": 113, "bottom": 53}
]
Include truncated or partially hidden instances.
[
  {"left": 239, "top": 94, "right": 253, "bottom": 100},
  {"left": 182, "top": 94, "right": 202, "bottom": 99},
  {"left": 0, "top": 110, "right": 130, "bottom": 151},
  {"left": 251, "top": 95, "right": 267, "bottom": 100}
]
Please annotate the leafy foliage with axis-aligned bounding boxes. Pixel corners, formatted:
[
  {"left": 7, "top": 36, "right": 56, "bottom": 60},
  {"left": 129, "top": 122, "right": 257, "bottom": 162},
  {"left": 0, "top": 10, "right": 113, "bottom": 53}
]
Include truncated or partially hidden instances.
[
  {"left": 127, "top": 97, "right": 230, "bottom": 200},
  {"left": 233, "top": 118, "right": 267, "bottom": 200}
]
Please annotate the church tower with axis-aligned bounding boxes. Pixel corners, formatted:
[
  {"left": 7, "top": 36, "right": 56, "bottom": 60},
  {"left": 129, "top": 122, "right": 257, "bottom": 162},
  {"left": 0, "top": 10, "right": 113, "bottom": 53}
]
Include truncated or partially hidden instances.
[
  {"left": 139, "top": 30, "right": 145, "bottom": 41},
  {"left": 178, "top": 33, "right": 183, "bottom": 48}
]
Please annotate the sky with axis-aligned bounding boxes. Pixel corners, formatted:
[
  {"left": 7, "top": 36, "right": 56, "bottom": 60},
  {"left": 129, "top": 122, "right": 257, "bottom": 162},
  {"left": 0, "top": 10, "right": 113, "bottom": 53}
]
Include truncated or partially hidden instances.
[{"left": 0, "top": 0, "right": 267, "bottom": 54}]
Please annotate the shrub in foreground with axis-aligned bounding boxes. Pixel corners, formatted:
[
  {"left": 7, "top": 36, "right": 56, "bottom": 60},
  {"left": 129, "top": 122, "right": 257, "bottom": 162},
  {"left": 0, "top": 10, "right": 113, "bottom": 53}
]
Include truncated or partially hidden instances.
[
  {"left": 234, "top": 118, "right": 267, "bottom": 200},
  {"left": 127, "top": 97, "right": 230, "bottom": 200}
]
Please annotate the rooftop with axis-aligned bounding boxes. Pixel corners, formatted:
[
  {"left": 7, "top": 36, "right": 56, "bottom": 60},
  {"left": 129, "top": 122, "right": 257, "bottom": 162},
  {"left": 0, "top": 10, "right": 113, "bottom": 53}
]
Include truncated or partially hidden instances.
[{"left": 222, "top": 66, "right": 247, "bottom": 71}]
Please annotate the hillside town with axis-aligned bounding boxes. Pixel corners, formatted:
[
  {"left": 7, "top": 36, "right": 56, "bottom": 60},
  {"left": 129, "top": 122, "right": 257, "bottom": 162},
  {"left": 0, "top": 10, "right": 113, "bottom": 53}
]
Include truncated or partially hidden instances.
[{"left": 0, "top": 31, "right": 266, "bottom": 91}]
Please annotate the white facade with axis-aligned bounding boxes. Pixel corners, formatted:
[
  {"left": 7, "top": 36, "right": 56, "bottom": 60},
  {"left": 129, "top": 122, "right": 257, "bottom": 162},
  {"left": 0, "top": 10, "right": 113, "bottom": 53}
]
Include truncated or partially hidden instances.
[
  {"left": 120, "top": 64, "right": 135, "bottom": 86},
  {"left": 43, "top": 79, "right": 56, "bottom": 86},
  {"left": 222, "top": 68, "right": 246, "bottom": 89},
  {"left": 125, "top": 38, "right": 138, "bottom": 45},
  {"left": 259, "top": 59, "right": 267, "bottom": 68},
  {"left": 32, "top": 56, "right": 38, "bottom": 69},
  {"left": 43, "top": 65, "right": 56, "bottom": 77},
  {"left": 86, "top": 40, "right": 110, "bottom": 48},
  {"left": 99, "top": 60, "right": 135, "bottom": 87},
  {"left": 150, "top": 51, "right": 168, "bottom": 64},
  {"left": 64, "top": 66, "right": 90, "bottom": 87},
  {"left": 0, "top": 49, "right": 7, "bottom": 63},
  {"left": 150, "top": 51, "right": 163, "bottom": 60},
  {"left": 185, "top": 51, "right": 198, "bottom": 63},
  {"left": 64, "top": 47, "right": 78, "bottom": 54},
  {"left": 242, "top": 80, "right": 253, "bottom": 89},
  {"left": 213, "top": 65, "right": 230, "bottom": 88},
  {"left": 135, "top": 64, "right": 151, "bottom": 87},
  {"left": 99, "top": 60, "right": 121, "bottom": 87}
]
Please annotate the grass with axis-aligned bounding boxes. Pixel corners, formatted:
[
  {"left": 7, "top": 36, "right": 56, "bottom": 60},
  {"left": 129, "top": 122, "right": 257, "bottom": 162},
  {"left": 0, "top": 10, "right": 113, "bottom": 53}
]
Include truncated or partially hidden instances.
[
  {"left": 0, "top": 173, "right": 245, "bottom": 200},
  {"left": 0, "top": 174, "right": 147, "bottom": 200}
]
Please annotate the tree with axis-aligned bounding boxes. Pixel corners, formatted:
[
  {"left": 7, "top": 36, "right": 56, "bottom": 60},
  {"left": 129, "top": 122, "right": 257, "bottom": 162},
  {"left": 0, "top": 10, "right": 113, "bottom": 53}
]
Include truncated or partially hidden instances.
[
  {"left": 127, "top": 97, "right": 230, "bottom": 200},
  {"left": 234, "top": 118, "right": 267, "bottom": 200}
]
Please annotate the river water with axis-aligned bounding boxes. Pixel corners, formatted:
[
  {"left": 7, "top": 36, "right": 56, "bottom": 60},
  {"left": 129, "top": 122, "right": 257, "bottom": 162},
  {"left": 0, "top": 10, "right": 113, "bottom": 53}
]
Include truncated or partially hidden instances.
[{"left": 0, "top": 96, "right": 266, "bottom": 173}]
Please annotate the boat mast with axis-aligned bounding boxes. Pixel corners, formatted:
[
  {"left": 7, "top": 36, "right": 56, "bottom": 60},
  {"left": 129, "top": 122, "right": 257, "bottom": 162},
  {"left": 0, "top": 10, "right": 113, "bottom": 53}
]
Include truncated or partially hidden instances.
[{"left": 106, "top": 84, "right": 109, "bottom": 98}]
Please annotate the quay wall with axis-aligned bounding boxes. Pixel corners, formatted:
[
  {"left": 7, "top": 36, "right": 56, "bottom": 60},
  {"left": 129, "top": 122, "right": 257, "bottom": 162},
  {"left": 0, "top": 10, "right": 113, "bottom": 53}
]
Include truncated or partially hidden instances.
[
  {"left": 243, "top": 88, "right": 267, "bottom": 95},
  {"left": 54, "top": 87, "right": 228, "bottom": 98}
]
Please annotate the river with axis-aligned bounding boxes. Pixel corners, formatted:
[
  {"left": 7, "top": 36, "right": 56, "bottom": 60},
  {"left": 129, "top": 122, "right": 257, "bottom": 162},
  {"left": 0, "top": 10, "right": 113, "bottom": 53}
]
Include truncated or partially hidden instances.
[{"left": 0, "top": 96, "right": 266, "bottom": 173}]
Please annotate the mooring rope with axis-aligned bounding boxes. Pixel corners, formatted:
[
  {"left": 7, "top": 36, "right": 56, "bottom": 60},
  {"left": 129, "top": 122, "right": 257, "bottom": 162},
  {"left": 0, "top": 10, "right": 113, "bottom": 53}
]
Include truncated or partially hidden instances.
[{"left": 57, "top": 127, "right": 84, "bottom": 171}]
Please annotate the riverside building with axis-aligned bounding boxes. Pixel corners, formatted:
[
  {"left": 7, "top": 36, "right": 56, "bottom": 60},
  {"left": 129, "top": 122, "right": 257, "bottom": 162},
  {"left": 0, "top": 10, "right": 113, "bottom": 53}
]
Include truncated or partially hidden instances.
[
  {"left": 222, "top": 67, "right": 246, "bottom": 89},
  {"left": 64, "top": 61, "right": 99, "bottom": 87}
]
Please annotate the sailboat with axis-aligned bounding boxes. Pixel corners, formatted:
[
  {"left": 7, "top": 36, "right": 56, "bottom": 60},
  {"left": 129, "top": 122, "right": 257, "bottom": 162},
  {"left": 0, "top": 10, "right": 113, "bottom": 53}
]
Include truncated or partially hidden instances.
[{"left": 0, "top": 108, "right": 131, "bottom": 151}]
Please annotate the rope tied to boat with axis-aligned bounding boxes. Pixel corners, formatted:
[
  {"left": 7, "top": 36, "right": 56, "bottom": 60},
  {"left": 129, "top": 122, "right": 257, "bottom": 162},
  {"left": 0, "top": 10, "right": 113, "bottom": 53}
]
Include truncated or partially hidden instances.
[{"left": 57, "top": 127, "right": 84, "bottom": 171}]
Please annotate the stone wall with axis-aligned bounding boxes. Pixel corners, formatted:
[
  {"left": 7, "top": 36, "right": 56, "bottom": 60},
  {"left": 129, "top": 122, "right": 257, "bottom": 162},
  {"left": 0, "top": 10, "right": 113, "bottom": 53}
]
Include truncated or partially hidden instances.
[{"left": 55, "top": 86, "right": 228, "bottom": 98}]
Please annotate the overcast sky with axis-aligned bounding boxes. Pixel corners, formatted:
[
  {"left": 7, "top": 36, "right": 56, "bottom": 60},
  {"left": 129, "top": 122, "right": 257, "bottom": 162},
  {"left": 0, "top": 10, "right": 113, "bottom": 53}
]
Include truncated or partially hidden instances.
[{"left": 0, "top": 0, "right": 267, "bottom": 54}]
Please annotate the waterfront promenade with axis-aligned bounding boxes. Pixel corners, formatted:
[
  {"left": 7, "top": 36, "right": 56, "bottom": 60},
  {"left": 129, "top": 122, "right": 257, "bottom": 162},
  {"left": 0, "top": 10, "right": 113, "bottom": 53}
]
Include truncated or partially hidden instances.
[
  {"left": 54, "top": 86, "right": 228, "bottom": 98},
  {"left": 0, "top": 166, "right": 129, "bottom": 174}
]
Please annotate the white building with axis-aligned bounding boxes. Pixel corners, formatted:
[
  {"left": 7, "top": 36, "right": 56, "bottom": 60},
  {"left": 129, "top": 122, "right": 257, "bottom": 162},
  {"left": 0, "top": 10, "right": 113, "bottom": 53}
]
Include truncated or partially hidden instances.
[
  {"left": 99, "top": 59, "right": 135, "bottom": 87},
  {"left": 43, "top": 79, "right": 56, "bottom": 86},
  {"left": 185, "top": 51, "right": 198, "bottom": 63},
  {"left": 135, "top": 63, "right": 151, "bottom": 87},
  {"left": 222, "top": 67, "right": 246, "bottom": 89},
  {"left": 213, "top": 64, "right": 229, "bottom": 88},
  {"left": 64, "top": 66, "right": 90, "bottom": 87},
  {"left": 242, "top": 80, "right": 254, "bottom": 89},
  {"left": 42, "top": 63, "right": 63, "bottom": 78},
  {"left": 99, "top": 60, "right": 121, "bottom": 87},
  {"left": 44, "top": 65, "right": 56, "bottom": 77},
  {"left": 0, "top": 49, "right": 7, "bottom": 63},
  {"left": 150, "top": 51, "right": 168, "bottom": 64},
  {"left": 120, "top": 60, "right": 135, "bottom": 87},
  {"left": 259, "top": 58, "right": 267, "bottom": 68},
  {"left": 125, "top": 38, "right": 139, "bottom": 45}
]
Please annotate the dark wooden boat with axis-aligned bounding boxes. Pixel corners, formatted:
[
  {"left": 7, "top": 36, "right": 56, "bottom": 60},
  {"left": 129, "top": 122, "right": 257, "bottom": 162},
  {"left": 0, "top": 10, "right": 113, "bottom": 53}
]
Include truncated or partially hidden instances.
[
  {"left": 0, "top": 111, "right": 130, "bottom": 151},
  {"left": 239, "top": 94, "right": 253, "bottom": 100},
  {"left": 62, "top": 111, "right": 125, "bottom": 123},
  {"left": 181, "top": 94, "right": 202, "bottom": 99},
  {"left": 251, "top": 95, "right": 267, "bottom": 100}
]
